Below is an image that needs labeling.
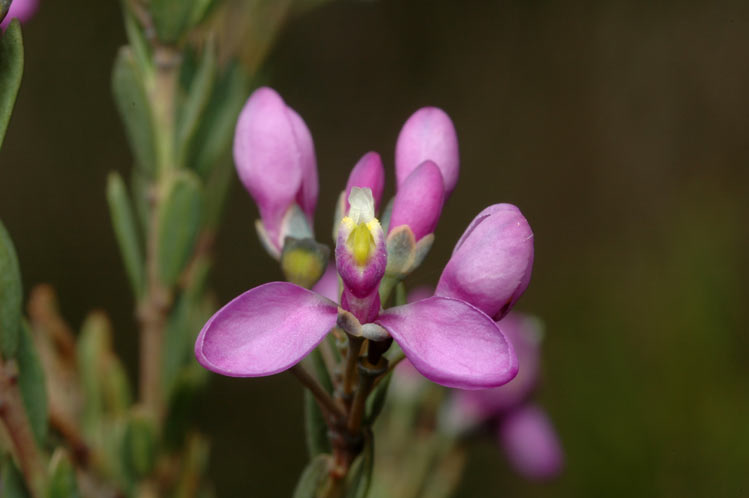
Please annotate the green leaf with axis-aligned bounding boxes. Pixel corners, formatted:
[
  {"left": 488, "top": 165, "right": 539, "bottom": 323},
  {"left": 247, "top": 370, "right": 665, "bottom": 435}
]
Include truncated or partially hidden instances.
[
  {"left": 365, "top": 370, "right": 393, "bottom": 426},
  {"left": 17, "top": 322, "right": 48, "bottom": 445},
  {"left": 186, "top": 62, "right": 248, "bottom": 178},
  {"left": 292, "top": 454, "right": 329, "bottom": 498},
  {"left": 76, "top": 312, "right": 110, "bottom": 436},
  {"left": 47, "top": 449, "right": 81, "bottom": 498},
  {"left": 112, "top": 46, "right": 157, "bottom": 177},
  {"left": 1, "top": 456, "right": 30, "bottom": 498},
  {"left": 0, "top": 20, "right": 23, "bottom": 150},
  {"left": 304, "top": 390, "right": 331, "bottom": 458},
  {"left": 106, "top": 172, "right": 146, "bottom": 298},
  {"left": 176, "top": 42, "right": 216, "bottom": 166},
  {"left": 156, "top": 170, "right": 205, "bottom": 286},
  {"left": 121, "top": 411, "right": 158, "bottom": 479},
  {"left": 163, "top": 363, "right": 208, "bottom": 450},
  {"left": 122, "top": 6, "right": 152, "bottom": 76},
  {"left": 0, "top": 219, "right": 22, "bottom": 358},
  {"left": 150, "top": 0, "right": 213, "bottom": 44}
]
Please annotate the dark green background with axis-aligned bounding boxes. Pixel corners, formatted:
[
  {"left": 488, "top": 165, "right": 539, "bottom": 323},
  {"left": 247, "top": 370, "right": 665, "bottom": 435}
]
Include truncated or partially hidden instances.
[{"left": 1, "top": 1, "right": 748, "bottom": 496}]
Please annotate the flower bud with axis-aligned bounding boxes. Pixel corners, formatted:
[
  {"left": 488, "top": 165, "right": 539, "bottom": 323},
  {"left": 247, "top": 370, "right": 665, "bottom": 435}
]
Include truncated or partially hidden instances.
[
  {"left": 233, "top": 87, "right": 318, "bottom": 254},
  {"left": 1, "top": 0, "right": 37, "bottom": 29},
  {"left": 335, "top": 188, "right": 386, "bottom": 312},
  {"left": 435, "top": 204, "right": 533, "bottom": 320},
  {"left": 395, "top": 107, "right": 459, "bottom": 195},
  {"left": 388, "top": 160, "right": 445, "bottom": 241},
  {"left": 499, "top": 404, "right": 564, "bottom": 480},
  {"left": 345, "top": 151, "right": 385, "bottom": 213}
]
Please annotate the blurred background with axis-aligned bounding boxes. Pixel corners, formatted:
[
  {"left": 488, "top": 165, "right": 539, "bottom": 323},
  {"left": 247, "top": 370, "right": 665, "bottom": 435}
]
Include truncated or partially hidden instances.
[{"left": 1, "top": 0, "right": 748, "bottom": 496}]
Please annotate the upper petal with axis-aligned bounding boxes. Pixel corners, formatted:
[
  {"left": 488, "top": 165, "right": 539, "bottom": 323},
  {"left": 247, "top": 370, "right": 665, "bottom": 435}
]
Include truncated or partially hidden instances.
[
  {"left": 376, "top": 297, "right": 518, "bottom": 389},
  {"left": 195, "top": 282, "right": 338, "bottom": 377},
  {"left": 345, "top": 152, "right": 385, "bottom": 213}
]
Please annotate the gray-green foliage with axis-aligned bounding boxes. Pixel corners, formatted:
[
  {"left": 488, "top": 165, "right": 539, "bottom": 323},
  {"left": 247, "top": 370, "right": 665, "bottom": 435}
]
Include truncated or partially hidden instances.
[
  {"left": 0, "top": 219, "right": 22, "bottom": 357},
  {"left": 0, "top": 20, "right": 23, "bottom": 149}
]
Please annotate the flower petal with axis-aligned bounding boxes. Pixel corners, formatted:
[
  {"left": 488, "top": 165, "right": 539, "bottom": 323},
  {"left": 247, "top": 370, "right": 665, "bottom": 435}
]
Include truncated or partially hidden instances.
[
  {"left": 376, "top": 297, "right": 517, "bottom": 389},
  {"left": 345, "top": 152, "right": 385, "bottom": 212},
  {"left": 195, "top": 282, "right": 337, "bottom": 377},
  {"left": 388, "top": 160, "right": 445, "bottom": 241}
]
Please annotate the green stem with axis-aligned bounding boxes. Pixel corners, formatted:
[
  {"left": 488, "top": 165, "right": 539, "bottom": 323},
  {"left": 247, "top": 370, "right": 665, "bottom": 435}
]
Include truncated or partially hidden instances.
[{"left": 290, "top": 364, "right": 345, "bottom": 421}]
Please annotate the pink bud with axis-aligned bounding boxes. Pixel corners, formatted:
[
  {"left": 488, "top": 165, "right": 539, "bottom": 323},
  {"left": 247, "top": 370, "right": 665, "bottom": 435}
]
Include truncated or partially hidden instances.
[
  {"left": 1, "top": 0, "right": 38, "bottom": 29},
  {"left": 395, "top": 107, "right": 459, "bottom": 195},
  {"left": 436, "top": 204, "right": 533, "bottom": 320},
  {"left": 233, "top": 87, "right": 318, "bottom": 250},
  {"left": 388, "top": 161, "right": 445, "bottom": 241},
  {"left": 345, "top": 152, "right": 385, "bottom": 213},
  {"left": 499, "top": 404, "right": 564, "bottom": 480}
]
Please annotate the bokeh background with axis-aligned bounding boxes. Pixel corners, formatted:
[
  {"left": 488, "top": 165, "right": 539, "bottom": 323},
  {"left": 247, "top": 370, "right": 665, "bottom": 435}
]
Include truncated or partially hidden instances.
[{"left": 2, "top": 1, "right": 748, "bottom": 496}]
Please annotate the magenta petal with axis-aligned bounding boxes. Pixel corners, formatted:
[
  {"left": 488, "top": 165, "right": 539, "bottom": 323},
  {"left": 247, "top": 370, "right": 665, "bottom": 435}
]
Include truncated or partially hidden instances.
[
  {"left": 345, "top": 152, "right": 385, "bottom": 212},
  {"left": 195, "top": 282, "right": 338, "bottom": 377},
  {"left": 395, "top": 106, "right": 459, "bottom": 194},
  {"left": 499, "top": 404, "right": 564, "bottom": 480},
  {"left": 388, "top": 160, "right": 445, "bottom": 241},
  {"left": 376, "top": 297, "right": 518, "bottom": 389}
]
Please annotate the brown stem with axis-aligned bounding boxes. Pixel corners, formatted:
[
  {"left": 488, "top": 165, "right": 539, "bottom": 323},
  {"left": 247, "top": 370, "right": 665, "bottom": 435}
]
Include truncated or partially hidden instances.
[
  {"left": 0, "top": 358, "right": 46, "bottom": 497},
  {"left": 290, "top": 365, "right": 345, "bottom": 421},
  {"left": 340, "top": 335, "right": 363, "bottom": 406}
]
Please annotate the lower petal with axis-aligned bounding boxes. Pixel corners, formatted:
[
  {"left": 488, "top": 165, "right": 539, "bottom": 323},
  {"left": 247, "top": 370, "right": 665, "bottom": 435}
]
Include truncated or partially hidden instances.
[
  {"left": 376, "top": 297, "right": 518, "bottom": 389},
  {"left": 195, "top": 282, "right": 338, "bottom": 377}
]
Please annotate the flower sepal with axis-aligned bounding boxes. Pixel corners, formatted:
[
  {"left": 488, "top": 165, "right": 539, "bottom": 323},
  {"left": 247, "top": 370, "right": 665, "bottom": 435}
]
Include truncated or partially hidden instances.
[
  {"left": 384, "top": 225, "right": 434, "bottom": 279},
  {"left": 280, "top": 236, "right": 330, "bottom": 289},
  {"left": 255, "top": 203, "right": 315, "bottom": 260}
]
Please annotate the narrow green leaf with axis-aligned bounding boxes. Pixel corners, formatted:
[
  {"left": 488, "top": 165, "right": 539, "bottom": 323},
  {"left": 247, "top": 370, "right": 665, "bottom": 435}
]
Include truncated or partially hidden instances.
[
  {"left": 176, "top": 42, "right": 216, "bottom": 166},
  {"left": 150, "top": 0, "right": 213, "bottom": 44},
  {"left": 47, "top": 449, "right": 81, "bottom": 498},
  {"left": 1, "top": 456, "right": 30, "bottom": 498},
  {"left": 17, "top": 322, "right": 48, "bottom": 445},
  {"left": 365, "top": 370, "right": 393, "bottom": 426},
  {"left": 0, "top": 20, "right": 23, "bottom": 149},
  {"left": 0, "top": 219, "right": 22, "bottom": 357},
  {"left": 163, "top": 363, "right": 208, "bottom": 450},
  {"left": 202, "top": 152, "right": 233, "bottom": 228},
  {"left": 156, "top": 170, "right": 204, "bottom": 286},
  {"left": 186, "top": 62, "right": 248, "bottom": 178},
  {"left": 77, "top": 312, "right": 110, "bottom": 437},
  {"left": 304, "top": 390, "right": 331, "bottom": 458},
  {"left": 112, "top": 46, "right": 157, "bottom": 177},
  {"left": 106, "top": 172, "right": 146, "bottom": 298},
  {"left": 121, "top": 411, "right": 157, "bottom": 479},
  {"left": 122, "top": 6, "right": 152, "bottom": 76},
  {"left": 292, "top": 454, "right": 330, "bottom": 498},
  {"left": 310, "top": 348, "right": 333, "bottom": 393}
]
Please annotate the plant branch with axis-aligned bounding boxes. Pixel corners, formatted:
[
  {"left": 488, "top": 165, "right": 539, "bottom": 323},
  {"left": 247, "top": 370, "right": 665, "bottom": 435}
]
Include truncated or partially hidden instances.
[
  {"left": 290, "top": 364, "right": 345, "bottom": 421},
  {"left": 0, "top": 357, "right": 46, "bottom": 498}
]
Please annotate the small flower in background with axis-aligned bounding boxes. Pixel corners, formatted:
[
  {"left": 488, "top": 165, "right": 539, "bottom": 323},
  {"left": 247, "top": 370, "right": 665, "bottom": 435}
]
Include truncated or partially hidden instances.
[
  {"left": 1, "top": 0, "right": 38, "bottom": 29},
  {"left": 444, "top": 312, "right": 565, "bottom": 480}
]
